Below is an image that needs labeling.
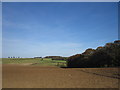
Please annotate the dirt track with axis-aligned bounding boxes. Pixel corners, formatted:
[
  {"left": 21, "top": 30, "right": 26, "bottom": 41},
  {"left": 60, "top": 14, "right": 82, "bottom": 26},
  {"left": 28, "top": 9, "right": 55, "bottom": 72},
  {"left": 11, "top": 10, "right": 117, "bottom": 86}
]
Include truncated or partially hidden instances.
[{"left": 2, "top": 64, "right": 119, "bottom": 88}]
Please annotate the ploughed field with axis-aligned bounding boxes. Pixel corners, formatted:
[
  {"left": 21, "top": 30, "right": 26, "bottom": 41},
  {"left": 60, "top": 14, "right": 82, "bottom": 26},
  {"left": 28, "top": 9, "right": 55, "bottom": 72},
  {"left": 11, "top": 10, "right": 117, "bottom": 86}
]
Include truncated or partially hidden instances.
[{"left": 2, "top": 64, "right": 119, "bottom": 88}]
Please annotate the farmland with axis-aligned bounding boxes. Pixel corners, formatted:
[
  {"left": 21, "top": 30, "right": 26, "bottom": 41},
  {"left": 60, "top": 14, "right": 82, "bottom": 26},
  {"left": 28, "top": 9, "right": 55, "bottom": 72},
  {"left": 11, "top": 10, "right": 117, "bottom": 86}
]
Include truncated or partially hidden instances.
[
  {"left": 2, "top": 58, "right": 66, "bottom": 67},
  {"left": 2, "top": 64, "right": 119, "bottom": 88},
  {"left": 2, "top": 58, "right": 120, "bottom": 88}
]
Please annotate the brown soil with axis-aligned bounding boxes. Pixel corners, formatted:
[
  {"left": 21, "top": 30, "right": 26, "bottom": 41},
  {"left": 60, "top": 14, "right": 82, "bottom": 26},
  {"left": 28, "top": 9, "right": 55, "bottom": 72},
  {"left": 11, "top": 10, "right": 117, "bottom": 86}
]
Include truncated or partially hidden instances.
[{"left": 2, "top": 64, "right": 119, "bottom": 88}]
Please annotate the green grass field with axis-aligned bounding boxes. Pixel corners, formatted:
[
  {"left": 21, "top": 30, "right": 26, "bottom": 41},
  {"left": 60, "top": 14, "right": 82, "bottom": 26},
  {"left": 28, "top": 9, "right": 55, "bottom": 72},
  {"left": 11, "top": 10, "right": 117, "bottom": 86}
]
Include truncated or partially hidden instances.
[{"left": 2, "top": 58, "right": 67, "bottom": 67}]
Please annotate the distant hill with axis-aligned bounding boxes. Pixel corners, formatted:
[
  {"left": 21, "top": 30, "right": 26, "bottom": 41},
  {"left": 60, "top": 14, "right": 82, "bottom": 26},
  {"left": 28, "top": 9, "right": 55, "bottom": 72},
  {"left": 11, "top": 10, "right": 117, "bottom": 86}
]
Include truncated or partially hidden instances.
[{"left": 67, "top": 40, "right": 120, "bottom": 68}]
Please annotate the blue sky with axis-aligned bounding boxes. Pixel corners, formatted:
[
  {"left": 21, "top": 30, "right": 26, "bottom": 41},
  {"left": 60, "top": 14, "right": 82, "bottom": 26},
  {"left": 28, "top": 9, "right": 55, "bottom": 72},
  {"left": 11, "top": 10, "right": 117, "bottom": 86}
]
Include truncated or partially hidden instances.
[{"left": 2, "top": 2, "right": 118, "bottom": 58}]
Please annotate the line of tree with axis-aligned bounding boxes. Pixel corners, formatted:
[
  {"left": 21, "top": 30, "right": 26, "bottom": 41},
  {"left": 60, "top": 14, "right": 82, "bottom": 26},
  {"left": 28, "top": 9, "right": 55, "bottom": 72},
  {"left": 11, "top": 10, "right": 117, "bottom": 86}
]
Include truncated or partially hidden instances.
[
  {"left": 34, "top": 57, "right": 42, "bottom": 58},
  {"left": 44, "top": 56, "right": 68, "bottom": 60},
  {"left": 8, "top": 56, "right": 21, "bottom": 58},
  {"left": 67, "top": 40, "right": 120, "bottom": 68}
]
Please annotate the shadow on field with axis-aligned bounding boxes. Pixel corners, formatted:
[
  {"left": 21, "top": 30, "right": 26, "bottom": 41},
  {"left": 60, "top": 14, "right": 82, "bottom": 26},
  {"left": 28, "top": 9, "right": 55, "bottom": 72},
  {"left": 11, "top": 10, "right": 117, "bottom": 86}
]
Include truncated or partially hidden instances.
[
  {"left": 79, "top": 70, "right": 120, "bottom": 79},
  {"left": 60, "top": 67, "right": 120, "bottom": 79}
]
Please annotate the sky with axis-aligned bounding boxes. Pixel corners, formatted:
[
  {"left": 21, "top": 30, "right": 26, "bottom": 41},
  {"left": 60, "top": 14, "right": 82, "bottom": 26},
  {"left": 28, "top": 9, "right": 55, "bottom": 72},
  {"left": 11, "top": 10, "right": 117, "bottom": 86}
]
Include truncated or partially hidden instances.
[{"left": 2, "top": 2, "right": 118, "bottom": 58}]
